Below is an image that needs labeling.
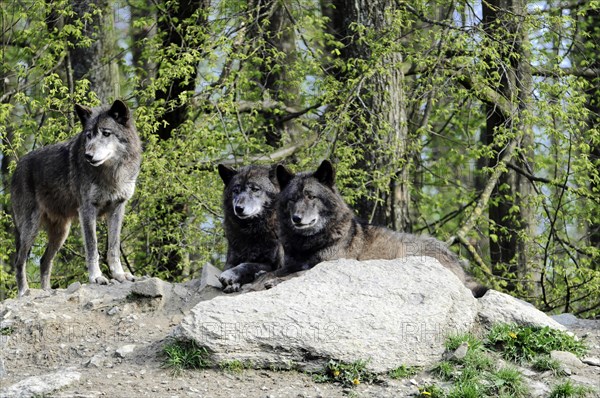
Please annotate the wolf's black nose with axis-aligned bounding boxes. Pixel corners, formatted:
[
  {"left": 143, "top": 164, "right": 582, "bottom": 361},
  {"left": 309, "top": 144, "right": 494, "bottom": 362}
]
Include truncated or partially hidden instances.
[
  {"left": 85, "top": 153, "right": 94, "bottom": 162},
  {"left": 292, "top": 215, "right": 302, "bottom": 224},
  {"left": 234, "top": 205, "right": 245, "bottom": 215}
]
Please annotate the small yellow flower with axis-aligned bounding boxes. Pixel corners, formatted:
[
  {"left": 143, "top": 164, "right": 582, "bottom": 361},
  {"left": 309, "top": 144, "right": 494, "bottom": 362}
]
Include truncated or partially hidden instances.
[
  {"left": 508, "top": 332, "right": 517, "bottom": 339},
  {"left": 333, "top": 370, "right": 340, "bottom": 377},
  {"left": 352, "top": 378, "right": 360, "bottom": 385},
  {"left": 421, "top": 392, "right": 432, "bottom": 396}
]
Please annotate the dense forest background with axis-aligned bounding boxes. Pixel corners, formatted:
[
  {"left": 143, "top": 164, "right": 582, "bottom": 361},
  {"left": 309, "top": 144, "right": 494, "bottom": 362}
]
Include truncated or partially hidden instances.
[{"left": 0, "top": 0, "right": 598, "bottom": 317}]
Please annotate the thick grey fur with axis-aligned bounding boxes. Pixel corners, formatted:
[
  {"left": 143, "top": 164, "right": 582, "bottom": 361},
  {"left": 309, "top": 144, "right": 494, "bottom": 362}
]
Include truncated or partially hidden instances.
[
  {"left": 276, "top": 160, "right": 487, "bottom": 298},
  {"left": 217, "top": 164, "right": 282, "bottom": 293},
  {"left": 11, "top": 100, "right": 142, "bottom": 297}
]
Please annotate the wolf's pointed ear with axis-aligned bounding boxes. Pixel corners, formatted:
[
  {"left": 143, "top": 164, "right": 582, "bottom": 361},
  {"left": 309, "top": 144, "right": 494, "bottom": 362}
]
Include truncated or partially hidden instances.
[
  {"left": 314, "top": 160, "right": 335, "bottom": 187},
  {"left": 218, "top": 164, "right": 237, "bottom": 185},
  {"left": 268, "top": 165, "right": 280, "bottom": 189},
  {"left": 108, "top": 100, "right": 131, "bottom": 125},
  {"left": 276, "top": 164, "right": 295, "bottom": 189},
  {"left": 75, "top": 104, "right": 92, "bottom": 126}
]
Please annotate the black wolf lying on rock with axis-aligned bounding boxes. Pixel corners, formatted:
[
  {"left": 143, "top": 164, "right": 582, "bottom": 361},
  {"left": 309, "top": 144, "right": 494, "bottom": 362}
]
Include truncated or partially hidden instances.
[
  {"left": 217, "top": 164, "right": 282, "bottom": 292},
  {"left": 275, "top": 160, "right": 487, "bottom": 298}
]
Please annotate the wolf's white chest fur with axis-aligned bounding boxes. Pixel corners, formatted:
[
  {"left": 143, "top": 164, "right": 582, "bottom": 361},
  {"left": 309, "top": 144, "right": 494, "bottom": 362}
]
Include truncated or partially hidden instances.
[{"left": 88, "top": 179, "right": 136, "bottom": 204}]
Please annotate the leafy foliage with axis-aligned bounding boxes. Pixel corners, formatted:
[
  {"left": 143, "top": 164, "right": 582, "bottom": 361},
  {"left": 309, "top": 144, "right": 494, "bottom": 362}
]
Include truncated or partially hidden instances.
[{"left": 486, "top": 323, "right": 587, "bottom": 363}]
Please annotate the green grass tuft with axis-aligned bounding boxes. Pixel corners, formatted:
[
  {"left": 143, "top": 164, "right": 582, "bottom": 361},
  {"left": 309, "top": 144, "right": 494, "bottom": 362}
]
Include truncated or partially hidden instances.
[
  {"left": 445, "top": 332, "right": 484, "bottom": 352},
  {"left": 447, "top": 381, "right": 485, "bottom": 398},
  {"left": 489, "top": 366, "right": 529, "bottom": 398},
  {"left": 432, "top": 360, "right": 455, "bottom": 381},
  {"left": 418, "top": 383, "right": 447, "bottom": 397},
  {"left": 532, "top": 355, "right": 563, "bottom": 376},
  {"left": 162, "top": 338, "right": 212, "bottom": 374},
  {"left": 549, "top": 380, "right": 596, "bottom": 398},
  {"left": 0, "top": 326, "right": 14, "bottom": 336},
  {"left": 218, "top": 359, "right": 250, "bottom": 373},
  {"left": 313, "top": 359, "right": 378, "bottom": 388},
  {"left": 388, "top": 364, "right": 421, "bottom": 379},
  {"left": 487, "top": 323, "right": 587, "bottom": 363}
]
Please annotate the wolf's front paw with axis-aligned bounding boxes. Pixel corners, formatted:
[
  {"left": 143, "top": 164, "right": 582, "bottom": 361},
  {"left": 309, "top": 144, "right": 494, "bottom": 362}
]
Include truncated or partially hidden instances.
[
  {"left": 223, "top": 283, "right": 241, "bottom": 293},
  {"left": 219, "top": 268, "right": 241, "bottom": 293},
  {"left": 91, "top": 275, "right": 109, "bottom": 285},
  {"left": 113, "top": 272, "right": 135, "bottom": 283}
]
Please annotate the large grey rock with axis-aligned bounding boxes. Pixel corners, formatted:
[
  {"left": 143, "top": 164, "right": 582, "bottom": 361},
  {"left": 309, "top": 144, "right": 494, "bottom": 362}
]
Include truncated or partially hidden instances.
[
  {"left": 0, "top": 369, "right": 80, "bottom": 398},
  {"left": 477, "top": 290, "right": 566, "bottom": 330},
  {"left": 199, "top": 263, "right": 223, "bottom": 290},
  {"left": 131, "top": 277, "right": 165, "bottom": 298},
  {"left": 551, "top": 350, "right": 585, "bottom": 375},
  {"left": 175, "top": 257, "right": 478, "bottom": 373}
]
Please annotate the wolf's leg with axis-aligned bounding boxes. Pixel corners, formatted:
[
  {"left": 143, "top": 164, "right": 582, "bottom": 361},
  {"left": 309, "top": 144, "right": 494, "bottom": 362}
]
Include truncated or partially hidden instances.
[
  {"left": 219, "top": 262, "right": 274, "bottom": 293},
  {"left": 40, "top": 219, "right": 71, "bottom": 290},
  {"left": 79, "top": 204, "right": 108, "bottom": 285},
  {"left": 14, "top": 210, "right": 41, "bottom": 297},
  {"left": 106, "top": 201, "right": 134, "bottom": 282}
]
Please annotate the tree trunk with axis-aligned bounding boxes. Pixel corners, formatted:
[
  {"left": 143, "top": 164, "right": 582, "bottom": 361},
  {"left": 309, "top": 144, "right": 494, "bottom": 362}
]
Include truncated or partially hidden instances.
[
  {"left": 580, "top": 9, "right": 600, "bottom": 256},
  {"left": 482, "top": 0, "right": 536, "bottom": 294},
  {"left": 69, "top": 0, "right": 119, "bottom": 101},
  {"left": 325, "top": 0, "right": 411, "bottom": 230}
]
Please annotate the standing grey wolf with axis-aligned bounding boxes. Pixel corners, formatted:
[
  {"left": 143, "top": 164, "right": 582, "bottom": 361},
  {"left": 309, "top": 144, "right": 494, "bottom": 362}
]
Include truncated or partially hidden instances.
[
  {"left": 275, "top": 160, "right": 487, "bottom": 298},
  {"left": 217, "top": 164, "right": 282, "bottom": 292},
  {"left": 11, "top": 100, "right": 142, "bottom": 297}
]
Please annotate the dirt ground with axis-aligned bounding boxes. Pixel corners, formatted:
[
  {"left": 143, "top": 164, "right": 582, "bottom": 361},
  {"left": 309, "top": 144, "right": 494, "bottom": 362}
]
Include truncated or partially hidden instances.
[{"left": 0, "top": 278, "right": 599, "bottom": 398}]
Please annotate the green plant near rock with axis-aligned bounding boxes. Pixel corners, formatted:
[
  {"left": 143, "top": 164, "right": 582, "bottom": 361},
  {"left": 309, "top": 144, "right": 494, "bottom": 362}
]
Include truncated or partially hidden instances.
[
  {"left": 312, "top": 359, "right": 379, "bottom": 388},
  {"left": 162, "top": 338, "right": 212, "bottom": 374},
  {"left": 549, "top": 380, "right": 596, "bottom": 398},
  {"left": 488, "top": 366, "right": 528, "bottom": 398},
  {"left": 388, "top": 364, "right": 421, "bottom": 379},
  {"left": 426, "top": 325, "right": 592, "bottom": 397},
  {"left": 447, "top": 381, "right": 485, "bottom": 398},
  {"left": 433, "top": 360, "right": 455, "bottom": 381},
  {"left": 429, "top": 331, "right": 530, "bottom": 397},
  {"left": 486, "top": 323, "right": 587, "bottom": 363},
  {"left": 0, "top": 326, "right": 14, "bottom": 336},
  {"left": 532, "top": 355, "right": 564, "bottom": 376},
  {"left": 418, "top": 383, "right": 447, "bottom": 398},
  {"left": 219, "top": 359, "right": 250, "bottom": 373},
  {"left": 445, "top": 332, "right": 484, "bottom": 352}
]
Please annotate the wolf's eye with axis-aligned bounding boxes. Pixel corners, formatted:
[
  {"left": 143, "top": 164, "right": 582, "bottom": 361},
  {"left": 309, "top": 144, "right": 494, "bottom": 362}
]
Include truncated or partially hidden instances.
[
  {"left": 250, "top": 185, "right": 261, "bottom": 192},
  {"left": 85, "top": 132, "right": 92, "bottom": 140},
  {"left": 102, "top": 130, "right": 111, "bottom": 137},
  {"left": 305, "top": 191, "right": 315, "bottom": 200},
  {"left": 232, "top": 185, "right": 241, "bottom": 194}
]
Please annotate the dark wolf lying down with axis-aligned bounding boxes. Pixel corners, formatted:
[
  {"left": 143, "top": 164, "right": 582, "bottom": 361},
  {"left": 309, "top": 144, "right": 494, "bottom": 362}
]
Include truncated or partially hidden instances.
[
  {"left": 275, "top": 160, "right": 487, "bottom": 298},
  {"left": 217, "top": 164, "right": 282, "bottom": 292}
]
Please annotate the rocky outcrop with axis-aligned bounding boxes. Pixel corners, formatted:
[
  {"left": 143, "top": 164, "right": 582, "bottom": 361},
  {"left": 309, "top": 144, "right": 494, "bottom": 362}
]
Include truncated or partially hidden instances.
[
  {"left": 477, "top": 289, "right": 566, "bottom": 330},
  {"left": 177, "top": 258, "right": 473, "bottom": 372},
  {"left": 1, "top": 257, "right": 598, "bottom": 398},
  {"left": 175, "top": 257, "right": 582, "bottom": 374}
]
